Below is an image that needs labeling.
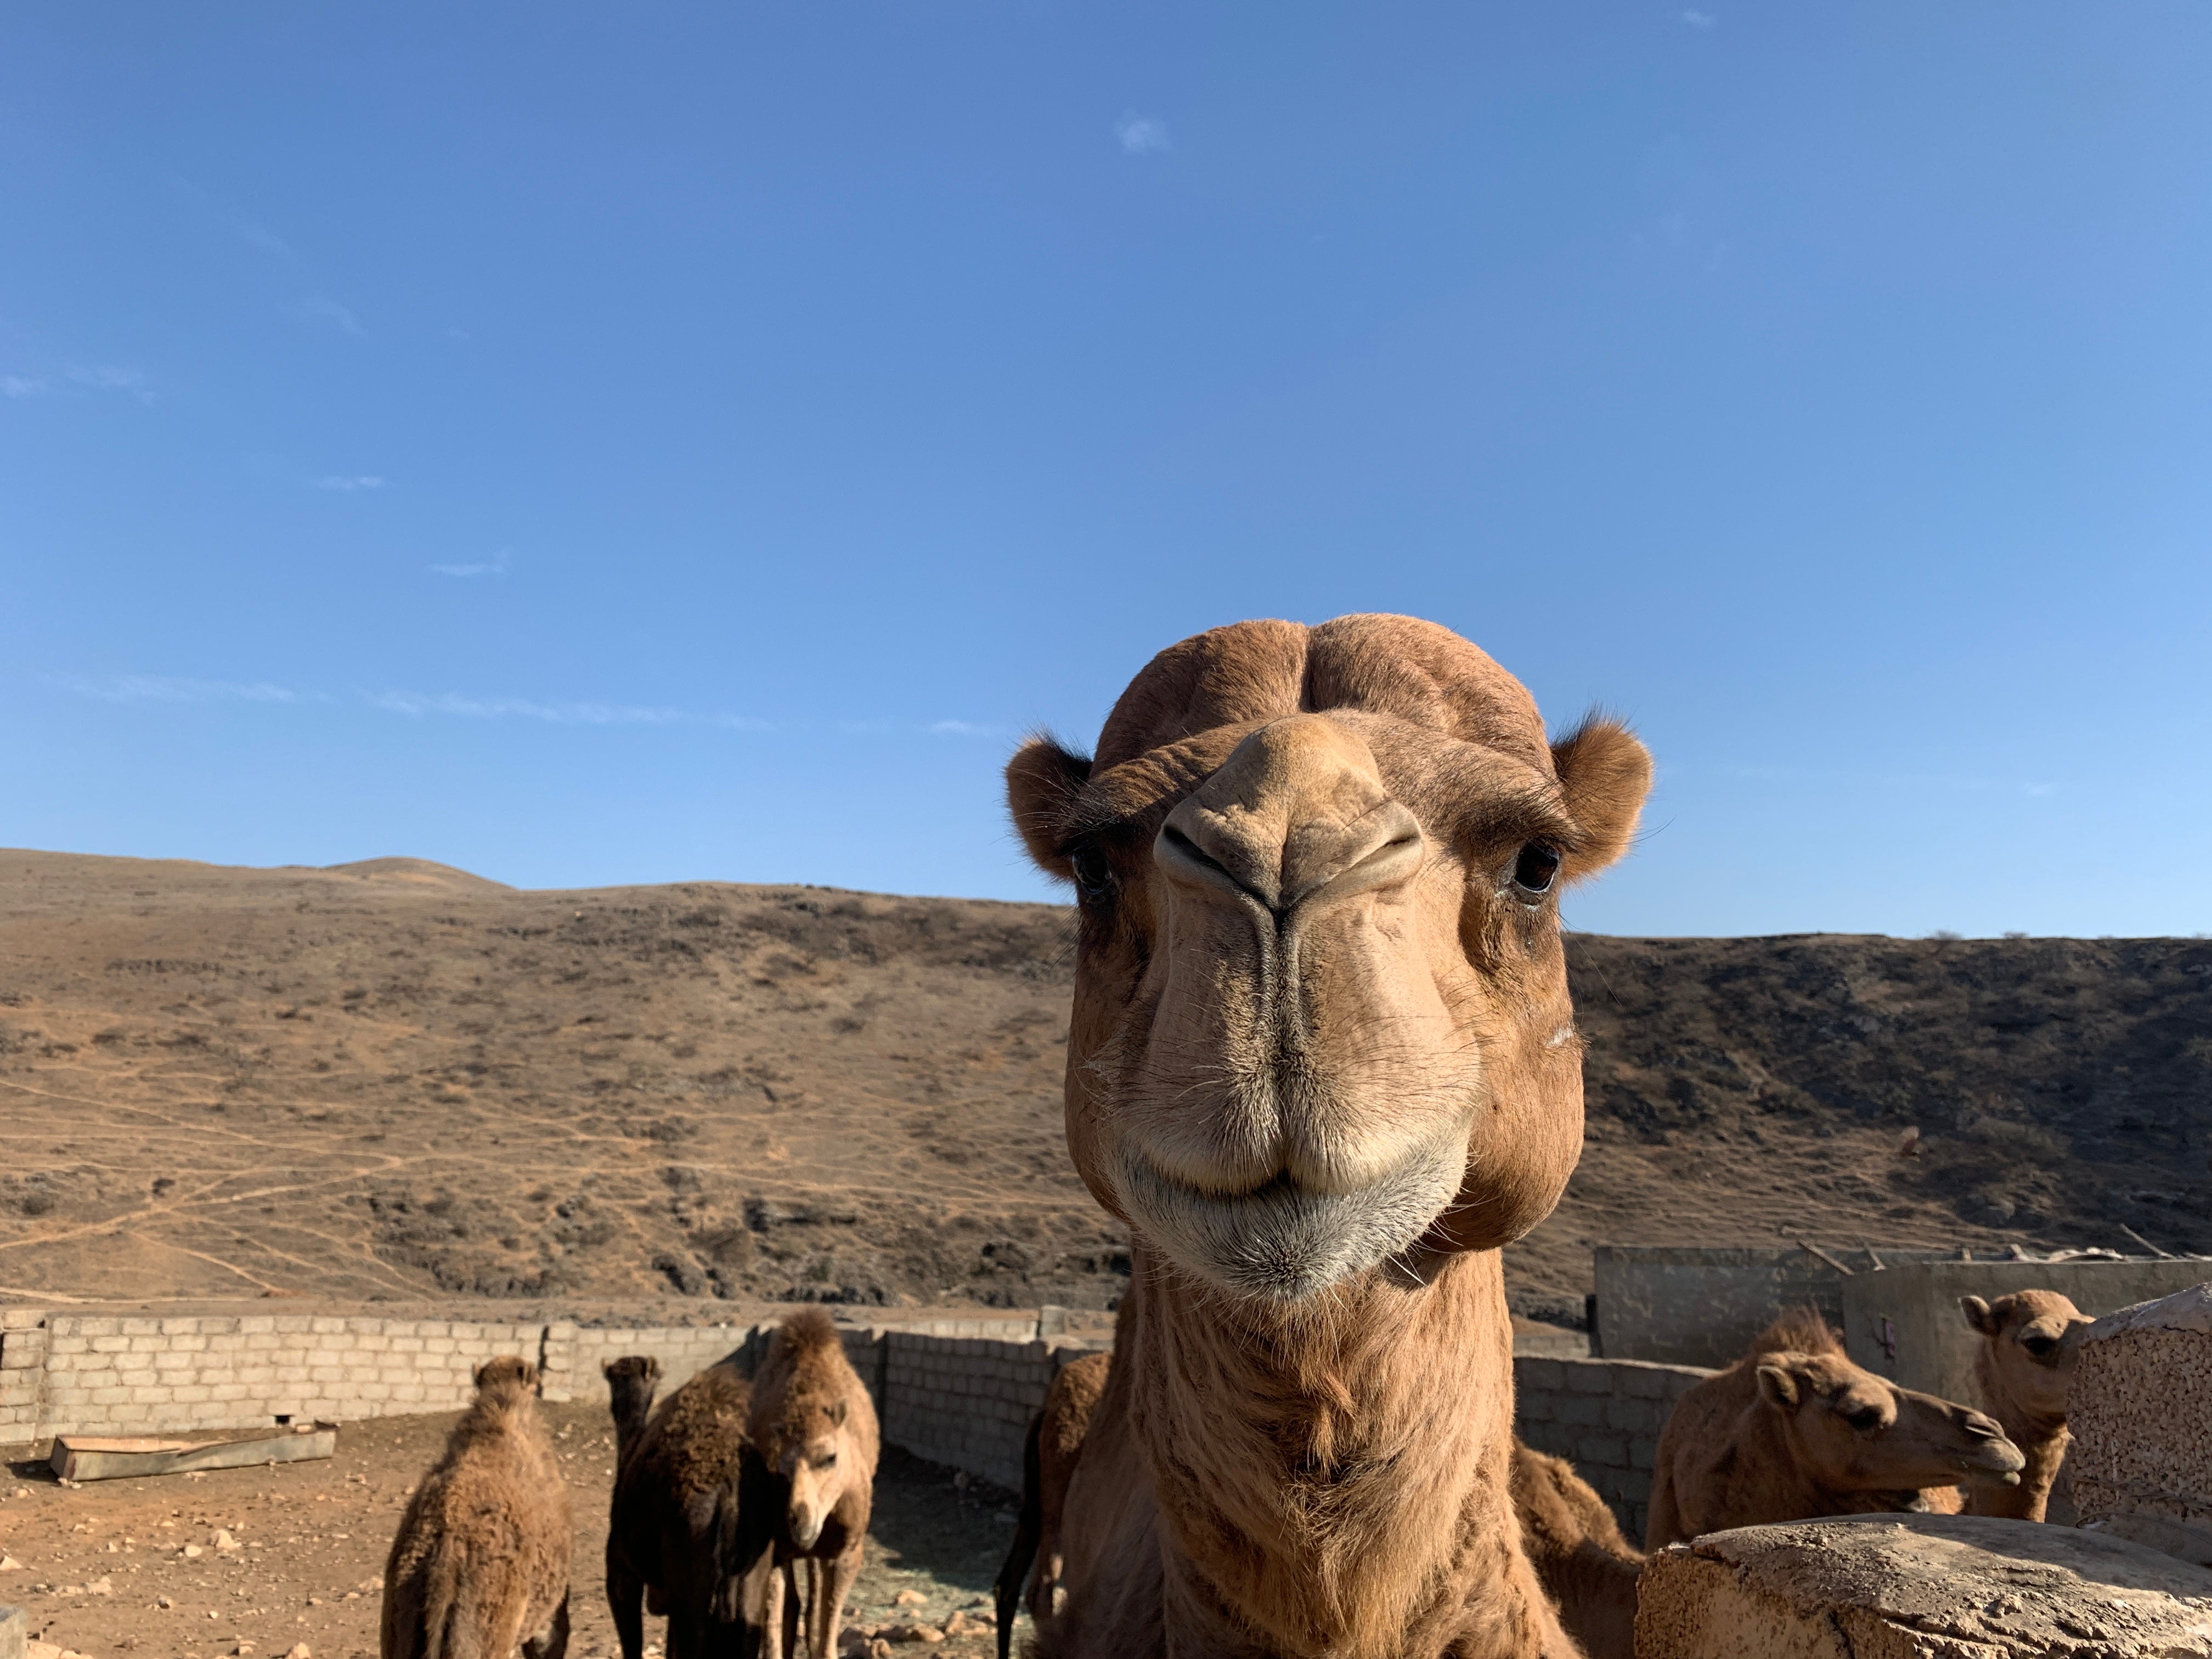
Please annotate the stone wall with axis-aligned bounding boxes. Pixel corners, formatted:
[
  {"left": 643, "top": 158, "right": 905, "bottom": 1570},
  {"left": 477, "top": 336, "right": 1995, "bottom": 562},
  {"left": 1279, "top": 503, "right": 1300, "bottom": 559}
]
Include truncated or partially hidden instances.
[
  {"left": 2070, "top": 1281, "right": 2212, "bottom": 1568},
  {"left": 1839, "top": 1260, "right": 2212, "bottom": 1404},
  {"left": 1, "top": 1305, "right": 1700, "bottom": 1538},
  {"left": 1514, "top": 1356, "right": 1715, "bottom": 1545}
]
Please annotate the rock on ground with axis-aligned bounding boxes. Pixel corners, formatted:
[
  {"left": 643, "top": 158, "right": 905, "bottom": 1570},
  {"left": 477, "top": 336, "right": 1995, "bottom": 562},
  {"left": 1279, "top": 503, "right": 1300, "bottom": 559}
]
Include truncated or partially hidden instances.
[{"left": 1635, "top": 1513, "right": 2212, "bottom": 1658}]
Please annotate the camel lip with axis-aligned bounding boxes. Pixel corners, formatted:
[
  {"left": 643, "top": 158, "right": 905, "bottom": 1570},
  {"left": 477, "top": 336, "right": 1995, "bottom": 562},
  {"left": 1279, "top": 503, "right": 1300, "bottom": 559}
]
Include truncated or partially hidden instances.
[{"left": 1114, "top": 1141, "right": 1463, "bottom": 1304}]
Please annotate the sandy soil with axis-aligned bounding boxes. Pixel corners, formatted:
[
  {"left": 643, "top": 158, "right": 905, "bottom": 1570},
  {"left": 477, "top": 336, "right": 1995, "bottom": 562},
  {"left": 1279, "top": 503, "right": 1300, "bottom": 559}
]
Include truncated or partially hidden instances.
[
  {"left": 0, "top": 1400, "right": 1017, "bottom": 1658},
  {"left": 1, "top": 849, "right": 2205, "bottom": 1326}
]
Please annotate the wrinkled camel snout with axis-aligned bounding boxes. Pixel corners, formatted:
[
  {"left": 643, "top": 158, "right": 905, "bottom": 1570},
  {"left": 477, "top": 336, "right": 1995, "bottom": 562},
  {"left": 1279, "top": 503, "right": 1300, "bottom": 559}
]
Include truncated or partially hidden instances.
[
  {"left": 1114, "top": 713, "right": 1485, "bottom": 1304},
  {"left": 1156, "top": 716, "right": 1424, "bottom": 915}
]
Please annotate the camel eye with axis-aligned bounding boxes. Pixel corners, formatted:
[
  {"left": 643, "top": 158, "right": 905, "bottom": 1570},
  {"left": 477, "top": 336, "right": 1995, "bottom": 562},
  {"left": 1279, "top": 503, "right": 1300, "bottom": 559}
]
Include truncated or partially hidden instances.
[
  {"left": 1070, "top": 844, "right": 1116, "bottom": 907},
  {"left": 1511, "top": 843, "right": 1560, "bottom": 895},
  {"left": 2022, "top": 1335, "right": 2057, "bottom": 1359},
  {"left": 1842, "top": 1404, "right": 1883, "bottom": 1431},
  {"left": 820, "top": 1451, "right": 838, "bottom": 1469}
]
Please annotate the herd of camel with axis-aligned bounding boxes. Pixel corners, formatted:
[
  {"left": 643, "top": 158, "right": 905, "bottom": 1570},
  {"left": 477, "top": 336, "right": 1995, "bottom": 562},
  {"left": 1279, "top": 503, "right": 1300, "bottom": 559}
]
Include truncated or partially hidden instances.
[{"left": 371, "top": 613, "right": 2097, "bottom": 1658}]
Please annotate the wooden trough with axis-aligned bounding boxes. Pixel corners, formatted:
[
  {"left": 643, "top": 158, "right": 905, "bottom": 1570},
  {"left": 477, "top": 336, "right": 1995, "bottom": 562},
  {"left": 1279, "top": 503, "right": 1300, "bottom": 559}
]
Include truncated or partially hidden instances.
[{"left": 48, "top": 1421, "right": 338, "bottom": 1482}]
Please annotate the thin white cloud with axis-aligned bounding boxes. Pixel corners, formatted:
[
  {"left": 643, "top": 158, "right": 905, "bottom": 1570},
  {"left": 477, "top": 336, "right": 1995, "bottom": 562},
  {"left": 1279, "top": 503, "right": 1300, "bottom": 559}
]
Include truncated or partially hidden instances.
[
  {"left": 369, "top": 691, "right": 688, "bottom": 726},
  {"left": 1681, "top": 9, "right": 1717, "bottom": 27},
  {"left": 428, "top": 549, "right": 511, "bottom": 578},
  {"left": 46, "top": 673, "right": 307, "bottom": 705},
  {"left": 313, "top": 474, "right": 386, "bottom": 492},
  {"left": 66, "top": 365, "right": 155, "bottom": 405},
  {"left": 929, "top": 720, "right": 1002, "bottom": 737},
  {"left": 2, "top": 376, "right": 45, "bottom": 398},
  {"left": 241, "top": 221, "right": 294, "bottom": 259},
  {"left": 1116, "top": 112, "right": 1171, "bottom": 156},
  {"left": 297, "top": 296, "right": 363, "bottom": 335}
]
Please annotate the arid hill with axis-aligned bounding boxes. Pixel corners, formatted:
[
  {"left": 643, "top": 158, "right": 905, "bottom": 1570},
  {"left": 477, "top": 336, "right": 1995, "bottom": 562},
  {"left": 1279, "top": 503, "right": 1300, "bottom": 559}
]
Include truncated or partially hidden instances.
[{"left": 0, "top": 850, "right": 2205, "bottom": 1319}]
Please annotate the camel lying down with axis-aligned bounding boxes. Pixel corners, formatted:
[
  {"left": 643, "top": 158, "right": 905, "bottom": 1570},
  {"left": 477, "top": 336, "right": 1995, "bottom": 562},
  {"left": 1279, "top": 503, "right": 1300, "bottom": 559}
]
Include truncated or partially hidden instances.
[
  {"left": 382, "top": 1356, "right": 572, "bottom": 1659},
  {"left": 1646, "top": 1310, "right": 2025, "bottom": 1549}
]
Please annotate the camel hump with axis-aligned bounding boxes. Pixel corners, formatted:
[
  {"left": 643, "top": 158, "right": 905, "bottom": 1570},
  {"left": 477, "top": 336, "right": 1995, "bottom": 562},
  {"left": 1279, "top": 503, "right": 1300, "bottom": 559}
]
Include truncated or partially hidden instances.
[{"left": 1742, "top": 1306, "right": 1842, "bottom": 1361}]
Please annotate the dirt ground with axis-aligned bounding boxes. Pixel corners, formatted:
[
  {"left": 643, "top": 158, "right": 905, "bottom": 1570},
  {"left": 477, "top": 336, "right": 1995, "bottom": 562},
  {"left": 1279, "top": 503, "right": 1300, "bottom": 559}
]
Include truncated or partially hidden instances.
[{"left": 0, "top": 1401, "right": 1018, "bottom": 1658}]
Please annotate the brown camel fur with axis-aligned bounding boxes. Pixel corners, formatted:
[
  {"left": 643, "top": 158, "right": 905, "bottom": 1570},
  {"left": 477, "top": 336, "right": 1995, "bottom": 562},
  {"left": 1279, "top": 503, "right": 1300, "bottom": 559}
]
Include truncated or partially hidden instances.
[
  {"left": 1510, "top": 1444, "right": 1640, "bottom": 1659},
  {"left": 1960, "top": 1290, "right": 2092, "bottom": 1522},
  {"left": 1645, "top": 1311, "right": 2024, "bottom": 1549},
  {"left": 381, "top": 1355, "right": 572, "bottom": 1659},
  {"left": 605, "top": 1355, "right": 663, "bottom": 1467},
  {"left": 605, "top": 1355, "right": 766, "bottom": 1659},
  {"left": 747, "top": 1308, "right": 881, "bottom": 1659},
  {"left": 1004, "top": 614, "right": 1655, "bottom": 1659},
  {"left": 997, "top": 1351, "right": 1112, "bottom": 1658}
]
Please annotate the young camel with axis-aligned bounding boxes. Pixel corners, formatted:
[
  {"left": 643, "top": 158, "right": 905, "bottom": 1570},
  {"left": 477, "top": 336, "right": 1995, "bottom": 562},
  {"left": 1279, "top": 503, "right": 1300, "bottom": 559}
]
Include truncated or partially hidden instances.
[
  {"left": 605, "top": 1355, "right": 663, "bottom": 1466},
  {"left": 1510, "top": 1444, "right": 1641, "bottom": 1659},
  {"left": 996, "top": 1351, "right": 1111, "bottom": 1659},
  {"left": 1960, "top": 1290, "right": 2093, "bottom": 1522},
  {"left": 747, "top": 1307, "right": 881, "bottom": 1659},
  {"left": 1645, "top": 1310, "right": 2024, "bottom": 1549},
  {"left": 605, "top": 1355, "right": 766, "bottom": 1659},
  {"left": 1005, "top": 614, "right": 1654, "bottom": 1659},
  {"left": 381, "top": 1355, "right": 571, "bottom": 1659}
]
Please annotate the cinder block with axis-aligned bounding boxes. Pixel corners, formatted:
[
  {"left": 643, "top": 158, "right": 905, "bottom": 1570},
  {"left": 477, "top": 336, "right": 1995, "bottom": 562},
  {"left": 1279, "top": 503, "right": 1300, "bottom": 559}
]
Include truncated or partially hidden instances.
[
  {"left": 1575, "top": 1433, "right": 1627, "bottom": 1468},
  {"left": 1605, "top": 1397, "right": 1658, "bottom": 1434},
  {"left": 2069, "top": 1283, "right": 2212, "bottom": 1566},
  {"left": 1565, "top": 1364, "right": 1613, "bottom": 1395},
  {"left": 1635, "top": 1514, "right": 2212, "bottom": 1659},
  {"left": 1557, "top": 1396, "right": 1604, "bottom": 1427}
]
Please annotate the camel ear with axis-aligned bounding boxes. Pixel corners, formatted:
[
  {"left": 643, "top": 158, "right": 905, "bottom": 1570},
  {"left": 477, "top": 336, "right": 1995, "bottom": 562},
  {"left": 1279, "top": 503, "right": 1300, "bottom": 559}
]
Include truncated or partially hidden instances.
[
  {"left": 1756, "top": 1364, "right": 1802, "bottom": 1412},
  {"left": 1550, "top": 715, "right": 1651, "bottom": 883},
  {"left": 1959, "top": 1295, "right": 1999, "bottom": 1338},
  {"left": 1006, "top": 737, "right": 1092, "bottom": 881}
]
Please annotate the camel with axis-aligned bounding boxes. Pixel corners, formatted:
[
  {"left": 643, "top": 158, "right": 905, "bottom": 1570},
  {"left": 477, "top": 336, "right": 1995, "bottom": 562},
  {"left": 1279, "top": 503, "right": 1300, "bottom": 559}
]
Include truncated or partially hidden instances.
[
  {"left": 1959, "top": 1290, "right": 2092, "bottom": 1522},
  {"left": 746, "top": 1307, "right": 881, "bottom": 1659},
  {"left": 1002, "top": 614, "right": 1655, "bottom": 1659},
  {"left": 1509, "top": 1444, "right": 1641, "bottom": 1659},
  {"left": 381, "top": 1355, "right": 571, "bottom": 1659},
  {"left": 605, "top": 1354, "right": 768, "bottom": 1659},
  {"left": 996, "top": 1351, "right": 1112, "bottom": 1659},
  {"left": 1644, "top": 1310, "right": 2025, "bottom": 1549},
  {"left": 605, "top": 1354, "right": 663, "bottom": 1466}
]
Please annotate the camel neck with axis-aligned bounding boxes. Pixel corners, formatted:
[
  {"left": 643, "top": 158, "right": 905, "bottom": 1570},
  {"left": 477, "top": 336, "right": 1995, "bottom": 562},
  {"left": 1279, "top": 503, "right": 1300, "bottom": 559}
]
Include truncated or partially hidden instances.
[
  {"left": 1975, "top": 1410, "right": 2069, "bottom": 1521},
  {"left": 1121, "top": 1243, "right": 1531, "bottom": 1658}
]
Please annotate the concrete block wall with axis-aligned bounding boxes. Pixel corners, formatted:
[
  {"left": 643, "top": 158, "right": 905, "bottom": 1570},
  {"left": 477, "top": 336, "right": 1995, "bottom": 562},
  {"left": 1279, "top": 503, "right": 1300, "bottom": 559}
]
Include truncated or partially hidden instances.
[
  {"left": 33, "top": 1312, "right": 551, "bottom": 1434},
  {"left": 883, "top": 1333, "right": 1107, "bottom": 1491},
  {"left": 0, "top": 1305, "right": 1700, "bottom": 1538},
  {"left": 1514, "top": 1355, "right": 1714, "bottom": 1545}
]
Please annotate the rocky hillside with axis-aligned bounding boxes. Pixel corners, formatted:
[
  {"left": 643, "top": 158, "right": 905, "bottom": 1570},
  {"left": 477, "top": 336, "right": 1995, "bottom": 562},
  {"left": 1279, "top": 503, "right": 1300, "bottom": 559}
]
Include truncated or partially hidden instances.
[{"left": 0, "top": 850, "right": 2204, "bottom": 1318}]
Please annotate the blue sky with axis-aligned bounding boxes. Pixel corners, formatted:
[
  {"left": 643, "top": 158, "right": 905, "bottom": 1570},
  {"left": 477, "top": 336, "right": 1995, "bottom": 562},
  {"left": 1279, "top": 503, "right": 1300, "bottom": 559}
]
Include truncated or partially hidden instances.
[{"left": 4, "top": 3, "right": 2209, "bottom": 936}]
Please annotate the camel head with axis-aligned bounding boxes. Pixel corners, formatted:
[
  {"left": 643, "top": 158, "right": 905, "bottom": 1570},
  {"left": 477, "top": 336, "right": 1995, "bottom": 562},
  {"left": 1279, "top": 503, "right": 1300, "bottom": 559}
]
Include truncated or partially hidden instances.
[
  {"left": 1960, "top": 1290, "right": 2092, "bottom": 1425},
  {"left": 1006, "top": 615, "right": 1650, "bottom": 1305},
  {"left": 472, "top": 1355, "right": 538, "bottom": 1398},
  {"left": 1752, "top": 1350, "right": 2025, "bottom": 1493},
  {"left": 771, "top": 1396, "right": 854, "bottom": 1551},
  {"left": 601, "top": 1353, "right": 662, "bottom": 1425}
]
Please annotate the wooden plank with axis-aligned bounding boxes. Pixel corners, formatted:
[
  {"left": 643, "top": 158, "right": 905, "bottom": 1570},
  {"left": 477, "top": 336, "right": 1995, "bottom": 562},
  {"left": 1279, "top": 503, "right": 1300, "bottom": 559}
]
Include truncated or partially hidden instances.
[{"left": 51, "top": 1424, "right": 338, "bottom": 1482}]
